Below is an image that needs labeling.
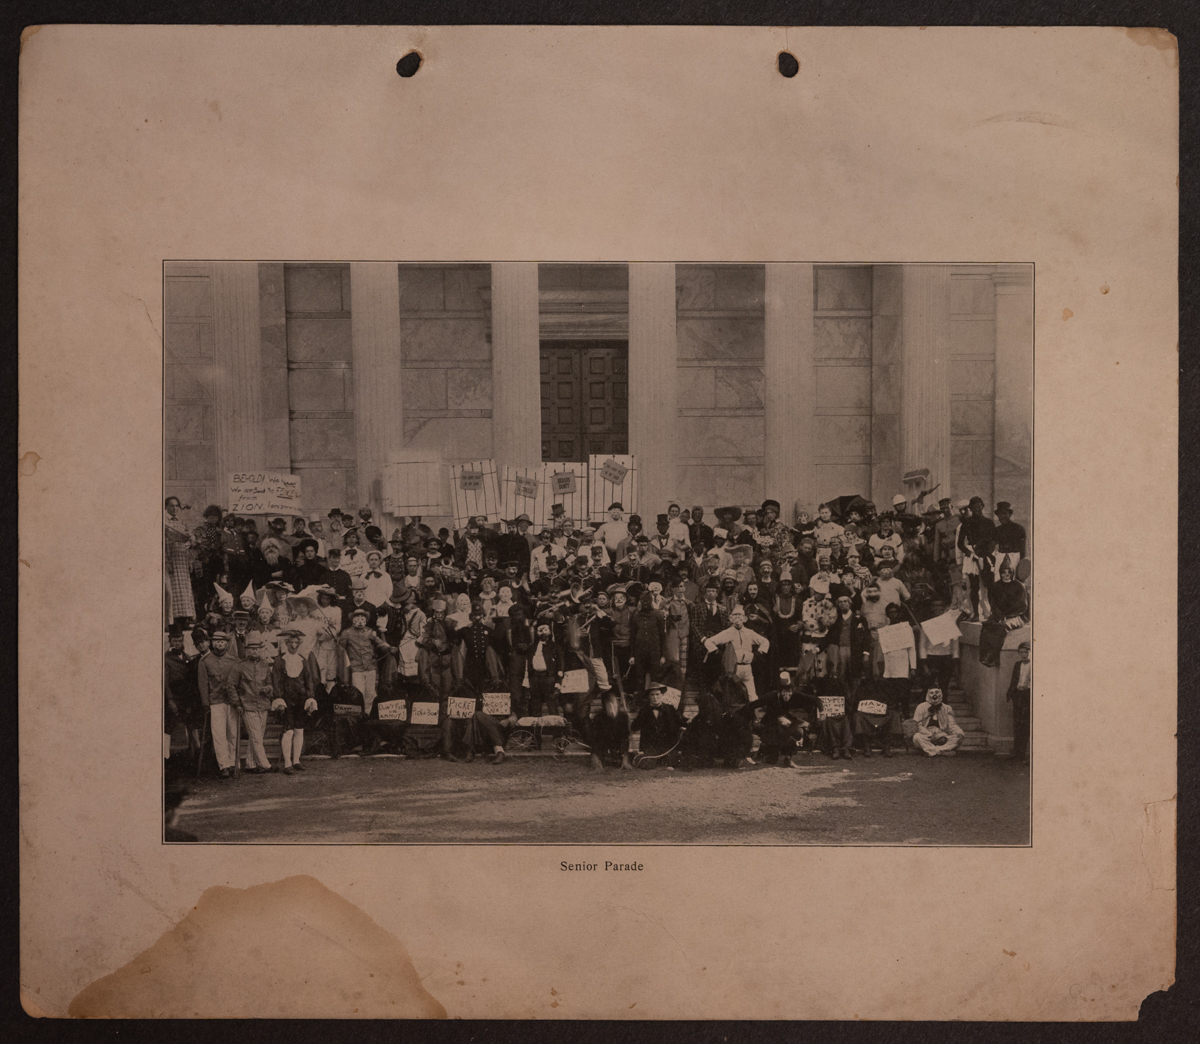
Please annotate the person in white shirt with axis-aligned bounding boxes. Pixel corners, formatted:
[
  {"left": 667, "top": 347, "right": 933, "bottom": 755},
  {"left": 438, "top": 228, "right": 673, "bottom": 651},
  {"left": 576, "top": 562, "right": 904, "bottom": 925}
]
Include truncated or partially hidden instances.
[
  {"left": 703, "top": 606, "right": 770, "bottom": 701},
  {"left": 595, "top": 503, "right": 629, "bottom": 557},
  {"left": 812, "top": 503, "right": 845, "bottom": 548},
  {"left": 869, "top": 515, "right": 905, "bottom": 564},
  {"left": 665, "top": 503, "right": 692, "bottom": 549},
  {"left": 530, "top": 529, "right": 561, "bottom": 584},
  {"left": 912, "top": 687, "right": 964, "bottom": 757},
  {"left": 362, "top": 550, "right": 393, "bottom": 608},
  {"left": 339, "top": 527, "right": 368, "bottom": 581}
]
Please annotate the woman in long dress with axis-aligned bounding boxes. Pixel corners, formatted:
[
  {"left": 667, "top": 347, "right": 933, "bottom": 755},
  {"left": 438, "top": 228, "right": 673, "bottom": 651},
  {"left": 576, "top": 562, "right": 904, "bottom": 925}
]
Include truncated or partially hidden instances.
[{"left": 163, "top": 497, "right": 196, "bottom": 628}]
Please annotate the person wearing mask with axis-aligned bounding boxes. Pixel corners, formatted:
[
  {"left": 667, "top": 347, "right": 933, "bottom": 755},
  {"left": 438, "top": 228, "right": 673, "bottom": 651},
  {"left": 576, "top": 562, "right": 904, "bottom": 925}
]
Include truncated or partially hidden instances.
[
  {"left": 703, "top": 605, "right": 770, "bottom": 702},
  {"left": 757, "top": 669, "right": 810, "bottom": 768},
  {"left": 756, "top": 499, "right": 794, "bottom": 571},
  {"left": 912, "top": 687, "right": 965, "bottom": 757},
  {"left": 614, "top": 514, "right": 645, "bottom": 562},
  {"left": 527, "top": 617, "right": 565, "bottom": 717}
]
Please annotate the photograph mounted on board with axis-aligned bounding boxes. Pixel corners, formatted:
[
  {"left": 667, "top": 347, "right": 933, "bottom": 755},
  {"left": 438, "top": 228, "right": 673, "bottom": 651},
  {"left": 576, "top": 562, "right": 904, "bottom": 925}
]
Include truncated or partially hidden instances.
[{"left": 162, "top": 261, "right": 1033, "bottom": 846}]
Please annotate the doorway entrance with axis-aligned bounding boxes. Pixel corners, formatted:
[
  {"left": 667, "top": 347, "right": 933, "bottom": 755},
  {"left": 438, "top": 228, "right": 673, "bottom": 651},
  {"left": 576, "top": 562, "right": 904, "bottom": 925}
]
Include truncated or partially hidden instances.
[{"left": 539, "top": 341, "right": 629, "bottom": 463}]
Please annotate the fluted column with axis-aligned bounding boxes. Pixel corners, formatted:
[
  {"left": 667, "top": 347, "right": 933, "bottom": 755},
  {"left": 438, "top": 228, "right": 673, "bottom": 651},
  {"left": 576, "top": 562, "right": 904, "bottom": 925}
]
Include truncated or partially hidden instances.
[
  {"left": 350, "top": 263, "right": 404, "bottom": 525},
  {"left": 628, "top": 263, "right": 678, "bottom": 507},
  {"left": 765, "top": 264, "right": 815, "bottom": 522},
  {"left": 900, "top": 265, "right": 953, "bottom": 501},
  {"left": 490, "top": 263, "right": 542, "bottom": 469},
  {"left": 993, "top": 264, "right": 1034, "bottom": 555},
  {"left": 212, "top": 262, "right": 265, "bottom": 499}
]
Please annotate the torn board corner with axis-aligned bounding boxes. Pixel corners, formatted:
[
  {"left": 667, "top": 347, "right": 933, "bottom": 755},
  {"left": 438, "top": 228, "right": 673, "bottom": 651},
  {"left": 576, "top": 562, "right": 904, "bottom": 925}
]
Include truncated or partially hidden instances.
[{"left": 67, "top": 875, "right": 447, "bottom": 1018}]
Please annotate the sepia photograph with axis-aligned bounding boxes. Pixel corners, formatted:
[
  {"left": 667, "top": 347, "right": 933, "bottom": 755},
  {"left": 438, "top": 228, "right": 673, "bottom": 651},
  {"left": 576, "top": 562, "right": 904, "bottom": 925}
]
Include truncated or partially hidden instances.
[{"left": 162, "top": 260, "right": 1034, "bottom": 846}]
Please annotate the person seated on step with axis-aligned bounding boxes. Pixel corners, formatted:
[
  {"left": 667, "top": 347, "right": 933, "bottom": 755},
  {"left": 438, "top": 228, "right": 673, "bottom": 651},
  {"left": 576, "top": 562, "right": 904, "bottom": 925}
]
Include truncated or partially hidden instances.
[
  {"left": 912, "top": 687, "right": 965, "bottom": 757},
  {"left": 852, "top": 674, "right": 903, "bottom": 758},
  {"left": 588, "top": 687, "right": 632, "bottom": 772},
  {"left": 757, "top": 669, "right": 813, "bottom": 767},
  {"left": 632, "top": 681, "right": 683, "bottom": 767}
]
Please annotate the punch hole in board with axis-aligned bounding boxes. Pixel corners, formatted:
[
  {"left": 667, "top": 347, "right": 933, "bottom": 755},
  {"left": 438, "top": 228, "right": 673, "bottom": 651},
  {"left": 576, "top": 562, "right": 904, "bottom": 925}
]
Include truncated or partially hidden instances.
[
  {"left": 397, "top": 51, "right": 423, "bottom": 77},
  {"left": 777, "top": 51, "right": 799, "bottom": 77}
]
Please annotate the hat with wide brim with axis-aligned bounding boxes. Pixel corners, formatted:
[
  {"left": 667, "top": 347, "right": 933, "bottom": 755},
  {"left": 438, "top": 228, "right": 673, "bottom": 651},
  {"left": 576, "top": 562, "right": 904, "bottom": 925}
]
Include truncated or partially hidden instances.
[{"left": 715, "top": 506, "right": 743, "bottom": 522}]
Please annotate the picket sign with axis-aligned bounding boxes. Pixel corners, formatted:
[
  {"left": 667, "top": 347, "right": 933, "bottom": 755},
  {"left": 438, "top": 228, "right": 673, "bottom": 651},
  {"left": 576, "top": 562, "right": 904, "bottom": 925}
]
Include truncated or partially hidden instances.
[
  {"left": 878, "top": 622, "right": 916, "bottom": 655},
  {"left": 588, "top": 455, "right": 638, "bottom": 523},
  {"left": 333, "top": 704, "right": 363, "bottom": 718},
  {"left": 447, "top": 696, "right": 476, "bottom": 720},
  {"left": 482, "top": 693, "right": 511, "bottom": 716},
  {"left": 448, "top": 460, "right": 501, "bottom": 527},
  {"left": 228, "top": 472, "right": 303, "bottom": 516},
  {"left": 920, "top": 611, "right": 962, "bottom": 648},
  {"left": 383, "top": 453, "right": 446, "bottom": 516},
  {"left": 856, "top": 699, "right": 889, "bottom": 716},
  {"left": 660, "top": 686, "right": 682, "bottom": 709},
  {"left": 540, "top": 462, "right": 588, "bottom": 527},
  {"left": 816, "top": 695, "right": 846, "bottom": 720},
  {"left": 497, "top": 463, "right": 543, "bottom": 524},
  {"left": 410, "top": 702, "right": 440, "bottom": 726},
  {"left": 376, "top": 700, "right": 408, "bottom": 722},
  {"left": 560, "top": 669, "right": 591, "bottom": 694}
]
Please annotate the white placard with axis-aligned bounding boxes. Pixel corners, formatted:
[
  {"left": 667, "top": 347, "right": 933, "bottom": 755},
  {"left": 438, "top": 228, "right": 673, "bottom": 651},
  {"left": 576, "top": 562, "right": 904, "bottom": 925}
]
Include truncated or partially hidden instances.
[
  {"left": 376, "top": 700, "right": 407, "bottom": 722},
  {"left": 409, "top": 702, "right": 440, "bottom": 726},
  {"left": 660, "top": 686, "right": 681, "bottom": 709},
  {"left": 877, "top": 622, "right": 916, "bottom": 655},
  {"left": 228, "top": 472, "right": 302, "bottom": 516},
  {"left": 447, "top": 696, "right": 476, "bottom": 719},
  {"left": 588, "top": 454, "right": 637, "bottom": 523},
  {"left": 920, "top": 610, "right": 963, "bottom": 648},
  {"left": 448, "top": 460, "right": 501, "bottom": 527},
  {"left": 560, "top": 669, "right": 590, "bottom": 694},
  {"left": 482, "top": 693, "right": 511, "bottom": 716},
  {"left": 817, "top": 695, "right": 846, "bottom": 720},
  {"left": 333, "top": 703, "right": 362, "bottom": 717},
  {"left": 856, "top": 699, "right": 889, "bottom": 716}
]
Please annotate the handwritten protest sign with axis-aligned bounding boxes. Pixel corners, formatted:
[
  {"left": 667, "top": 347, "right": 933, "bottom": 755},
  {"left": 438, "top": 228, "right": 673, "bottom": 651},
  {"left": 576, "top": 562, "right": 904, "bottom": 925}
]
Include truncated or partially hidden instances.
[
  {"left": 817, "top": 695, "right": 846, "bottom": 720},
  {"left": 599, "top": 458, "right": 628, "bottom": 485},
  {"left": 447, "top": 696, "right": 476, "bottom": 720},
  {"left": 660, "top": 686, "right": 682, "bottom": 709},
  {"left": 482, "top": 693, "right": 511, "bottom": 716},
  {"left": 856, "top": 699, "right": 889, "bottom": 716},
  {"left": 514, "top": 475, "right": 538, "bottom": 499},
  {"left": 333, "top": 703, "right": 362, "bottom": 717},
  {"left": 228, "top": 472, "right": 302, "bottom": 516},
  {"left": 376, "top": 700, "right": 407, "bottom": 722},
  {"left": 560, "top": 669, "right": 590, "bottom": 694},
  {"left": 878, "top": 622, "right": 916, "bottom": 655},
  {"left": 551, "top": 471, "right": 578, "bottom": 495},
  {"left": 459, "top": 470, "right": 484, "bottom": 491},
  {"left": 410, "top": 702, "right": 440, "bottom": 726},
  {"left": 921, "top": 611, "right": 963, "bottom": 648}
]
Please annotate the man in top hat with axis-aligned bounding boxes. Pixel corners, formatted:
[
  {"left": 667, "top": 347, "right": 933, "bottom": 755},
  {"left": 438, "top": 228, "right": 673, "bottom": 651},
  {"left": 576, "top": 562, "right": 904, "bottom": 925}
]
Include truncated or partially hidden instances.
[
  {"left": 912, "top": 686, "right": 965, "bottom": 757},
  {"left": 595, "top": 503, "right": 630, "bottom": 557},
  {"left": 497, "top": 513, "right": 535, "bottom": 576},
  {"left": 614, "top": 514, "right": 644, "bottom": 561},
  {"left": 992, "top": 502, "right": 1026, "bottom": 581},
  {"left": 649, "top": 513, "right": 682, "bottom": 561},
  {"left": 632, "top": 681, "right": 683, "bottom": 765},
  {"left": 228, "top": 634, "right": 277, "bottom": 773},
  {"left": 197, "top": 630, "right": 242, "bottom": 779},
  {"left": 339, "top": 525, "right": 369, "bottom": 581},
  {"left": 703, "top": 605, "right": 770, "bottom": 702}
]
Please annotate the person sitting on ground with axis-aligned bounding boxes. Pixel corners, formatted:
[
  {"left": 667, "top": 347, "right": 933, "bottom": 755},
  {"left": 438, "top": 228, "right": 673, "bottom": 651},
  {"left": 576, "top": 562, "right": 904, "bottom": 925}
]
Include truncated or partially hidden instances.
[
  {"left": 589, "top": 687, "right": 632, "bottom": 772},
  {"left": 757, "top": 669, "right": 810, "bottom": 767},
  {"left": 852, "top": 674, "right": 903, "bottom": 758},
  {"left": 808, "top": 657, "right": 855, "bottom": 761},
  {"left": 912, "top": 687, "right": 965, "bottom": 757},
  {"left": 632, "top": 681, "right": 683, "bottom": 766}
]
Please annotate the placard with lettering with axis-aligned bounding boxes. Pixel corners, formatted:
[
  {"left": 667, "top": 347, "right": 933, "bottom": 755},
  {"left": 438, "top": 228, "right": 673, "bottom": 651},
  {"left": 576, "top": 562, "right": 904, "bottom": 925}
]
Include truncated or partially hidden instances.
[
  {"left": 660, "top": 686, "right": 682, "bottom": 708},
  {"left": 877, "top": 621, "right": 916, "bottom": 655},
  {"left": 482, "top": 693, "right": 511, "bottom": 716},
  {"left": 409, "top": 702, "right": 440, "bottom": 726},
  {"left": 228, "top": 472, "right": 303, "bottom": 516},
  {"left": 551, "top": 471, "right": 577, "bottom": 494},
  {"left": 856, "top": 699, "right": 889, "bottom": 716},
  {"left": 447, "top": 696, "right": 476, "bottom": 719},
  {"left": 817, "top": 695, "right": 846, "bottom": 720},
  {"left": 376, "top": 700, "right": 407, "bottom": 722},
  {"left": 560, "top": 669, "right": 590, "bottom": 694},
  {"left": 333, "top": 703, "right": 362, "bottom": 717},
  {"left": 459, "top": 470, "right": 484, "bottom": 491},
  {"left": 514, "top": 475, "right": 538, "bottom": 499},
  {"left": 599, "top": 458, "right": 628, "bottom": 485}
]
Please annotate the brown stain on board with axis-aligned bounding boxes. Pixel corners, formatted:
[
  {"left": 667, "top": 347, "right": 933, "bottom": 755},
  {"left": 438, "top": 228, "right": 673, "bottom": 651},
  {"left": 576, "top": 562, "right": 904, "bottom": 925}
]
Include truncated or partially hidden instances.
[
  {"left": 1062, "top": 308, "right": 1073, "bottom": 321},
  {"left": 67, "top": 876, "right": 447, "bottom": 1018},
  {"left": 1124, "top": 28, "right": 1179, "bottom": 68},
  {"left": 19, "top": 25, "right": 42, "bottom": 52},
  {"left": 19, "top": 451, "right": 41, "bottom": 476}
]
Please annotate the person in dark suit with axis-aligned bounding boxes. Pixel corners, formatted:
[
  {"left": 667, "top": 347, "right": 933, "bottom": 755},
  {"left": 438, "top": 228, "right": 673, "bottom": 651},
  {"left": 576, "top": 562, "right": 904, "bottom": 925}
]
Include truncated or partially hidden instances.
[
  {"left": 632, "top": 681, "right": 682, "bottom": 763},
  {"left": 338, "top": 580, "right": 378, "bottom": 633},
  {"left": 1004, "top": 640, "right": 1032, "bottom": 762}
]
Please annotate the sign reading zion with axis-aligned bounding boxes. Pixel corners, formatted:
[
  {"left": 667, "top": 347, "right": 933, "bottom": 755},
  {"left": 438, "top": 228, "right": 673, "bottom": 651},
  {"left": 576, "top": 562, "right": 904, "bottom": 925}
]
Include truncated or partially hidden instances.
[{"left": 227, "top": 472, "right": 302, "bottom": 515}]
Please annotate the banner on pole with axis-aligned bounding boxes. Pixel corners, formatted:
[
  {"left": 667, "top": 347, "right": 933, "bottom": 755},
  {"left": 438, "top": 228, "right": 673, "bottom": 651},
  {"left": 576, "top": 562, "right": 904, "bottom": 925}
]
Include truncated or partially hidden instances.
[
  {"left": 588, "top": 454, "right": 638, "bottom": 523},
  {"left": 448, "top": 460, "right": 501, "bottom": 527},
  {"left": 228, "top": 472, "right": 303, "bottom": 516},
  {"left": 384, "top": 454, "right": 445, "bottom": 516}
]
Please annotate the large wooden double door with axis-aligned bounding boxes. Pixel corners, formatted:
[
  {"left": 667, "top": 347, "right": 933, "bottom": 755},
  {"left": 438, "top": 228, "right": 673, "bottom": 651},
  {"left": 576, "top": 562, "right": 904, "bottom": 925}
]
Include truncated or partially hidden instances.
[{"left": 539, "top": 341, "right": 629, "bottom": 463}]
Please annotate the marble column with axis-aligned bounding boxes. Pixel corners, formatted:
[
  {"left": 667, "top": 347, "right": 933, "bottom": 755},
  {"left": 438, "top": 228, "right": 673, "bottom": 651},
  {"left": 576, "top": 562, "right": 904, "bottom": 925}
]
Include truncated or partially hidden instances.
[
  {"left": 993, "top": 264, "right": 1034, "bottom": 555},
  {"left": 350, "top": 263, "right": 405, "bottom": 526},
  {"left": 764, "top": 263, "right": 815, "bottom": 521},
  {"left": 490, "top": 263, "right": 542, "bottom": 469},
  {"left": 900, "top": 265, "right": 953, "bottom": 502},
  {"left": 628, "top": 263, "right": 678, "bottom": 508},
  {"left": 212, "top": 262, "right": 265, "bottom": 498}
]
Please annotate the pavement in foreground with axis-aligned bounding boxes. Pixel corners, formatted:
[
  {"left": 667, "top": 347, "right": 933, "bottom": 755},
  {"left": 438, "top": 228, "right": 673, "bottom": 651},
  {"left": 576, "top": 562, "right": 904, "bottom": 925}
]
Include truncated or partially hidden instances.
[{"left": 173, "top": 750, "right": 1031, "bottom": 846}]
